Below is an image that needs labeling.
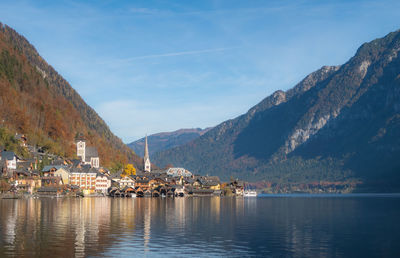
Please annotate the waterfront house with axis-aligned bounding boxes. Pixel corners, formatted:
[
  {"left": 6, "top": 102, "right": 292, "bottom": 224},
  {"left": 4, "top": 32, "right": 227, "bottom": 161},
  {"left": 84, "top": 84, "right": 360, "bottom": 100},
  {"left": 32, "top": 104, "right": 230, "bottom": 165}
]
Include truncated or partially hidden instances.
[
  {"left": 230, "top": 180, "right": 244, "bottom": 195},
  {"left": 135, "top": 187, "right": 144, "bottom": 197},
  {"left": 157, "top": 186, "right": 168, "bottom": 196},
  {"left": 174, "top": 185, "right": 185, "bottom": 197},
  {"left": 120, "top": 176, "right": 135, "bottom": 188},
  {"left": 69, "top": 167, "right": 98, "bottom": 194},
  {"left": 152, "top": 189, "right": 160, "bottom": 197},
  {"left": 53, "top": 167, "right": 71, "bottom": 185},
  {"left": 42, "top": 165, "right": 66, "bottom": 177},
  {"left": 37, "top": 186, "right": 63, "bottom": 197},
  {"left": 1, "top": 151, "right": 18, "bottom": 170},
  {"left": 121, "top": 186, "right": 136, "bottom": 197},
  {"left": 193, "top": 178, "right": 203, "bottom": 188},
  {"left": 149, "top": 177, "right": 166, "bottom": 189},
  {"left": 201, "top": 176, "right": 221, "bottom": 190},
  {"left": 144, "top": 189, "right": 152, "bottom": 197},
  {"left": 95, "top": 173, "right": 111, "bottom": 193},
  {"left": 15, "top": 175, "right": 41, "bottom": 194},
  {"left": 112, "top": 174, "right": 135, "bottom": 189},
  {"left": 41, "top": 175, "right": 63, "bottom": 187},
  {"left": 135, "top": 178, "right": 150, "bottom": 190}
]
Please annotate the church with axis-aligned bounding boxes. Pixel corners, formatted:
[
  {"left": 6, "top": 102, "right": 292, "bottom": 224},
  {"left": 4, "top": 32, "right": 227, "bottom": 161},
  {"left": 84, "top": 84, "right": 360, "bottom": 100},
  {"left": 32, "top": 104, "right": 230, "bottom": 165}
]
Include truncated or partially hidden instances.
[
  {"left": 76, "top": 137, "right": 100, "bottom": 168},
  {"left": 144, "top": 135, "right": 151, "bottom": 172}
]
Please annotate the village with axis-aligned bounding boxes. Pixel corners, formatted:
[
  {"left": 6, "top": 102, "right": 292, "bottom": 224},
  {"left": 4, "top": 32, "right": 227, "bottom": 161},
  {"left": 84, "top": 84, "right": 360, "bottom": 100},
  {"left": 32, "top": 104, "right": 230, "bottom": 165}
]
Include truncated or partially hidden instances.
[{"left": 0, "top": 133, "right": 246, "bottom": 198}]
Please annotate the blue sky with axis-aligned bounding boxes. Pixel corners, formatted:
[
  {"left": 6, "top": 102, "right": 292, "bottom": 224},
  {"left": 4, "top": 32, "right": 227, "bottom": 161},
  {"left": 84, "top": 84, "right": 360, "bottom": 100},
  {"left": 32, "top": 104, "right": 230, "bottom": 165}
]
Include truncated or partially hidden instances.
[{"left": 0, "top": 0, "right": 399, "bottom": 142}]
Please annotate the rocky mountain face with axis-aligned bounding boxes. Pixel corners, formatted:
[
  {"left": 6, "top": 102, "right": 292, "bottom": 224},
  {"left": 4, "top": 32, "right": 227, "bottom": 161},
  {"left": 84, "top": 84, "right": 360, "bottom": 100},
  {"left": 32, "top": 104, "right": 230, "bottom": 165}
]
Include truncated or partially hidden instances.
[
  {"left": 0, "top": 23, "right": 142, "bottom": 169},
  {"left": 153, "top": 29, "right": 400, "bottom": 191},
  {"left": 128, "top": 128, "right": 211, "bottom": 158}
]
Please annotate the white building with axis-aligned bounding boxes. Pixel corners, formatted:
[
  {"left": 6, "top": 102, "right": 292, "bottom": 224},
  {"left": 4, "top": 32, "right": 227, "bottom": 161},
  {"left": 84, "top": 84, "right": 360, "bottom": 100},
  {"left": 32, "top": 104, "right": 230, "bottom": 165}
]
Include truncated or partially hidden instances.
[
  {"left": 76, "top": 138, "right": 100, "bottom": 168},
  {"left": 76, "top": 139, "right": 86, "bottom": 161},
  {"left": 84, "top": 147, "right": 100, "bottom": 168},
  {"left": 95, "top": 173, "right": 111, "bottom": 193},
  {"left": 166, "top": 167, "right": 192, "bottom": 178},
  {"left": 0, "top": 151, "right": 18, "bottom": 170},
  {"left": 144, "top": 135, "right": 151, "bottom": 172},
  {"left": 69, "top": 168, "right": 97, "bottom": 193},
  {"left": 112, "top": 176, "right": 135, "bottom": 189}
]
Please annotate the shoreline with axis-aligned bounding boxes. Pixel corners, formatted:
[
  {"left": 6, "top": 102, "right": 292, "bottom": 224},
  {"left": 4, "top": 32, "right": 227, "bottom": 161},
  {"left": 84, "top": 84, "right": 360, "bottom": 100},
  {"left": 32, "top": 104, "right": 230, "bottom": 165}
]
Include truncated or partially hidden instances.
[{"left": 2, "top": 192, "right": 400, "bottom": 200}]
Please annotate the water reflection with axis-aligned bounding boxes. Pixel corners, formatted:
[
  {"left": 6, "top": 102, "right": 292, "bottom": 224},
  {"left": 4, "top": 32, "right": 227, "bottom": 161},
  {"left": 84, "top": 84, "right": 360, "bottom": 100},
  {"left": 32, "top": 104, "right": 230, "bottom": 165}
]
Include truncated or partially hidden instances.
[{"left": 0, "top": 196, "right": 399, "bottom": 257}]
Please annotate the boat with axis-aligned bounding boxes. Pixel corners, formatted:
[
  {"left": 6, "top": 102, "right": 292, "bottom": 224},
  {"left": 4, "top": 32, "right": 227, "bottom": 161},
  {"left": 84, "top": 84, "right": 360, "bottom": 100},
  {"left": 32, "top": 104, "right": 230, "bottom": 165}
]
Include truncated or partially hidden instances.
[
  {"left": 244, "top": 190, "right": 257, "bottom": 197},
  {"left": 130, "top": 193, "right": 136, "bottom": 198},
  {"left": 243, "top": 183, "right": 258, "bottom": 197}
]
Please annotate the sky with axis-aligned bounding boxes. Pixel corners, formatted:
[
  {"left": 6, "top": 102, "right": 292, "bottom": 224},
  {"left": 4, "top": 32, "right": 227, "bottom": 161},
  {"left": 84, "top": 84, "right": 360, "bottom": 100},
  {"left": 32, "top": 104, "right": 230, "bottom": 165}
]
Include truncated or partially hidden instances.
[{"left": 0, "top": 0, "right": 399, "bottom": 143}]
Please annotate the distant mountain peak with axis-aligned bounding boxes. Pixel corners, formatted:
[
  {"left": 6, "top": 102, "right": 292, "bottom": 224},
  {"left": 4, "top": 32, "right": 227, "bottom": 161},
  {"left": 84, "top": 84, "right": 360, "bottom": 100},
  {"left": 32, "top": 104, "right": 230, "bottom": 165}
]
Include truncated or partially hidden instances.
[
  {"left": 128, "top": 127, "right": 212, "bottom": 158},
  {"left": 153, "top": 28, "right": 400, "bottom": 191}
]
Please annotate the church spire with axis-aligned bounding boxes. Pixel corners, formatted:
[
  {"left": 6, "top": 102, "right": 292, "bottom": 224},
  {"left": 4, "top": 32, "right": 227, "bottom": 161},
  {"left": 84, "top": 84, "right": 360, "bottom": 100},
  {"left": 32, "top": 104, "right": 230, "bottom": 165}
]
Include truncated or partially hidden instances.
[{"left": 144, "top": 135, "right": 151, "bottom": 172}]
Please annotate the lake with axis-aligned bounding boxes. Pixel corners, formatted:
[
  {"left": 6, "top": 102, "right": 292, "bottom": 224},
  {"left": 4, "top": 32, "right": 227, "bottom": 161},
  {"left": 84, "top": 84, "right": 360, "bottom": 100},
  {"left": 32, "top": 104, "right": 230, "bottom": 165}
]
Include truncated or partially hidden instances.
[{"left": 0, "top": 195, "right": 399, "bottom": 257}]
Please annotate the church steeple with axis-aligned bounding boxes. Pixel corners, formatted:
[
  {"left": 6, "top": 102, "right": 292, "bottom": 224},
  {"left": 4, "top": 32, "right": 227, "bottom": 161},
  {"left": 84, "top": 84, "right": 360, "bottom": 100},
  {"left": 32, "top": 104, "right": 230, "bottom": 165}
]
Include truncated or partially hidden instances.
[{"left": 144, "top": 135, "right": 151, "bottom": 172}]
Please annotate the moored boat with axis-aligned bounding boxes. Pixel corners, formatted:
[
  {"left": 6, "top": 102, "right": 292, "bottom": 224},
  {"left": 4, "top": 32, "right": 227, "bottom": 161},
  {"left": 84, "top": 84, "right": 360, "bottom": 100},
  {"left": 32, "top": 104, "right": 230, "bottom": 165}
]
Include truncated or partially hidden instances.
[{"left": 244, "top": 190, "right": 257, "bottom": 197}]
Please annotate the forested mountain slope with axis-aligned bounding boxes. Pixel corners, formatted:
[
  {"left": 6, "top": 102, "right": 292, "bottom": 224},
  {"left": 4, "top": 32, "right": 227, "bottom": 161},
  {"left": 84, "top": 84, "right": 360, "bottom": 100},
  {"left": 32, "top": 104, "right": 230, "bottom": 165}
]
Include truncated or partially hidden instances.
[
  {"left": 0, "top": 23, "right": 142, "bottom": 169},
  {"left": 153, "top": 29, "right": 400, "bottom": 191}
]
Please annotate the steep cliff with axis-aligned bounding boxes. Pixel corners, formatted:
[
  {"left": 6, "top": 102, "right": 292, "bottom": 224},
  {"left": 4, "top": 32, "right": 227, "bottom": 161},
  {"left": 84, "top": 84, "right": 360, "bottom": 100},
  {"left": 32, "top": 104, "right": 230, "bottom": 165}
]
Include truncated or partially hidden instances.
[{"left": 153, "top": 29, "right": 400, "bottom": 191}]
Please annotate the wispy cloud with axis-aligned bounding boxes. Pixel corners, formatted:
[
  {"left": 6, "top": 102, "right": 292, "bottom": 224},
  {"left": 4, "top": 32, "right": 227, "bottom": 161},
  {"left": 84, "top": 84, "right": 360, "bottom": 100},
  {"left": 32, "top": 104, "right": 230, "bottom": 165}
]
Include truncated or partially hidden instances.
[
  {"left": 96, "top": 47, "right": 239, "bottom": 66},
  {"left": 120, "top": 47, "right": 238, "bottom": 62}
]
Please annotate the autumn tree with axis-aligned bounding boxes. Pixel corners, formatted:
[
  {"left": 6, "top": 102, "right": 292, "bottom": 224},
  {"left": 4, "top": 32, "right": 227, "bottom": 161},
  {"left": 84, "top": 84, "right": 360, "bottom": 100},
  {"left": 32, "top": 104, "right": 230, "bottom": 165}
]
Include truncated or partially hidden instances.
[
  {"left": 122, "top": 164, "right": 136, "bottom": 177},
  {"left": 0, "top": 179, "right": 11, "bottom": 193}
]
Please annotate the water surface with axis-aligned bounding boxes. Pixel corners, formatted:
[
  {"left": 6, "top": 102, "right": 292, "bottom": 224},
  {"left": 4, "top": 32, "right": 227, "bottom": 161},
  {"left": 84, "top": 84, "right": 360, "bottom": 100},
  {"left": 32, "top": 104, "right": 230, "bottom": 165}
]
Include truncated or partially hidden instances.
[{"left": 0, "top": 195, "right": 399, "bottom": 257}]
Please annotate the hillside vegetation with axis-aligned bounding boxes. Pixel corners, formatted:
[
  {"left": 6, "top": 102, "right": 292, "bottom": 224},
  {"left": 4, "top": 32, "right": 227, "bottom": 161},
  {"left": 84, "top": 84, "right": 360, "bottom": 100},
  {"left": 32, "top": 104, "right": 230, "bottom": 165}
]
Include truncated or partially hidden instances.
[
  {"left": 153, "top": 29, "right": 400, "bottom": 191},
  {"left": 0, "top": 23, "right": 142, "bottom": 169}
]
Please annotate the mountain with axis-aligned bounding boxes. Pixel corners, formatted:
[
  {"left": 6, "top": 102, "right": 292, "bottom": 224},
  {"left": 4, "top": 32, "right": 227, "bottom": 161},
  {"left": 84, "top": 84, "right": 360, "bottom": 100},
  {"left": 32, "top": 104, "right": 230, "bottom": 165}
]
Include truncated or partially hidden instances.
[
  {"left": 153, "top": 29, "right": 400, "bottom": 191},
  {"left": 0, "top": 23, "right": 142, "bottom": 169},
  {"left": 128, "top": 128, "right": 211, "bottom": 158}
]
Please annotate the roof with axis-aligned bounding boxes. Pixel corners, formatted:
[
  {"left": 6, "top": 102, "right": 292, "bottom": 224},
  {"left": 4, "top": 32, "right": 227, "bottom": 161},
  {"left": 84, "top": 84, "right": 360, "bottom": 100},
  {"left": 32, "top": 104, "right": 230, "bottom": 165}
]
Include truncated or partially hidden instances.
[
  {"left": 166, "top": 167, "right": 192, "bottom": 177},
  {"left": 52, "top": 159, "right": 66, "bottom": 166},
  {"left": 70, "top": 166, "right": 99, "bottom": 174},
  {"left": 1, "top": 151, "right": 16, "bottom": 161},
  {"left": 42, "top": 165, "right": 66, "bottom": 172},
  {"left": 85, "top": 146, "right": 98, "bottom": 160},
  {"left": 206, "top": 176, "right": 220, "bottom": 182},
  {"left": 136, "top": 179, "right": 149, "bottom": 184},
  {"left": 204, "top": 181, "right": 220, "bottom": 186},
  {"left": 14, "top": 170, "right": 30, "bottom": 176},
  {"left": 15, "top": 134, "right": 26, "bottom": 140},
  {"left": 71, "top": 159, "right": 82, "bottom": 167},
  {"left": 37, "top": 187, "right": 58, "bottom": 192},
  {"left": 75, "top": 133, "right": 85, "bottom": 142},
  {"left": 96, "top": 172, "right": 110, "bottom": 179}
]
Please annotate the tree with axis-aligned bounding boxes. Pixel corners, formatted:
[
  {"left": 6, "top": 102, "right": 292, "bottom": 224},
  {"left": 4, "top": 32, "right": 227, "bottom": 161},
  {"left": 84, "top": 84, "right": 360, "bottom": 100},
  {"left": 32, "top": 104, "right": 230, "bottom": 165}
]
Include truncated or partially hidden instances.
[
  {"left": 122, "top": 164, "right": 136, "bottom": 177},
  {"left": 110, "top": 161, "right": 123, "bottom": 174},
  {"left": 165, "top": 163, "right": 173, "bottom": 170},
  {"left": 0, "top": 179, "right": 11, "bottom": 193}
]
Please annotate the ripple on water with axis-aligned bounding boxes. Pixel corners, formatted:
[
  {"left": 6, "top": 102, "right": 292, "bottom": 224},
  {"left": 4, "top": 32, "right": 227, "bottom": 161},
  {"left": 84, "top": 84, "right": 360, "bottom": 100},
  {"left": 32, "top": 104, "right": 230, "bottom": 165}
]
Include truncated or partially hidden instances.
[{"left": 1, "top": 196, "right": 400, "bottom": 257}]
